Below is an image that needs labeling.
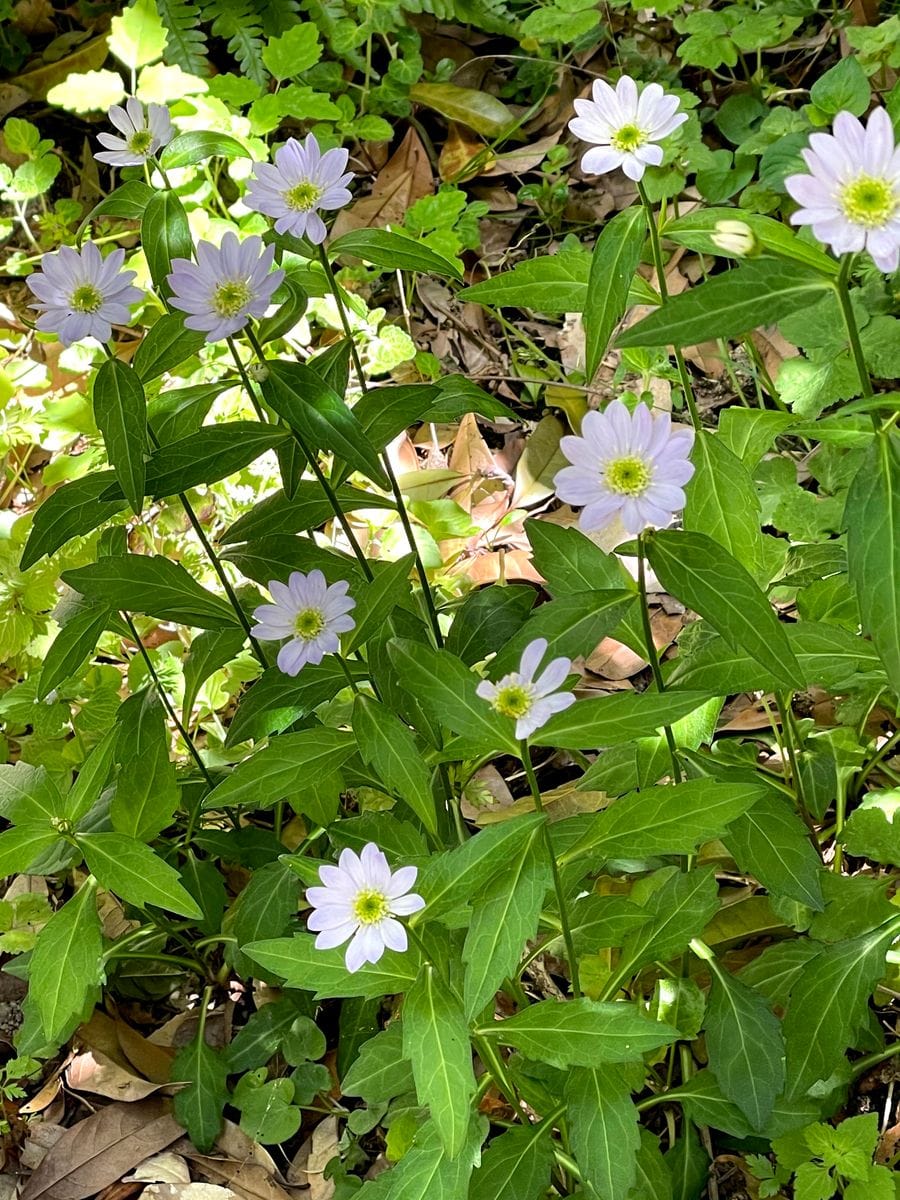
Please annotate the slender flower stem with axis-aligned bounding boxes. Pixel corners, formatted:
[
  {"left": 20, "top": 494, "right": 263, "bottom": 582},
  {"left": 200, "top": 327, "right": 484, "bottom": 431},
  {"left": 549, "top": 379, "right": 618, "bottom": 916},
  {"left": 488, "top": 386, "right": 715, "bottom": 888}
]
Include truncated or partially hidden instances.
[
  {"left": 336, "top": 654, "right": 361, "bottom": 695},
  {"left": 636, "top": 534, "right": 682, "bottom": 782},
  {"left": 316, "top": 245, "right": 444, "bottom": 647},
  {"left": 636, "top": 181, "right": 701, "bottom": 433},
  {"left": 242, "top": 327, "right": 375, "bottom": 581},
  {"left": 835, "top": 254, "right": 875, "bottom": 406},
  {"left": 519, "top": 740, "right": 581, "bottom": 999},
  {"left": 121, "top": 611, "right": 215, "bottom": 788}
]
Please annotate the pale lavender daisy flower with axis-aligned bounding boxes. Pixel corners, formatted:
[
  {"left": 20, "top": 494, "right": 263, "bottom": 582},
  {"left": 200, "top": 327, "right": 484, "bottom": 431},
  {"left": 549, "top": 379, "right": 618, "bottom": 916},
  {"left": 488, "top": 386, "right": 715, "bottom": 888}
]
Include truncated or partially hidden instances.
[
  {"left": 306, "top": 843, "right": 425, "bottom": 973},
  {"left": 95, "top": 97, "right": 174, "bottom": 167},
  {"left": 167, "top": 232, "right": 285, "bottom": 342},
  {"left": 785, "top": 108, "right": 900, "bottom": 274},
  {"left": 27, "top": 242, "right": 143, "bottom": 346},
  {"left": 554, "top": 400, "right": 695, "bottom": 536},
  {"left": 568, "top": 76, "right": 687, "bottom": 182},
  {"left": 476, "top": 638, "right": 576, "bottom": 741},
  {"left": 245, "top": 134, "right": 353, "bottom": 244},
  {"left": 250, "top": 569, "right": 356, "bottom": 677}
]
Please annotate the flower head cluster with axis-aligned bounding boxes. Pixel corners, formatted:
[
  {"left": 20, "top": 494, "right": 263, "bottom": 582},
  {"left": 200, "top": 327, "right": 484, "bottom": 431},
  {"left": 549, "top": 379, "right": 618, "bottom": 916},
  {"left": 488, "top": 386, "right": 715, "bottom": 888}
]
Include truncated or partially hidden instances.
[
  {"left": 554, "top": 400, "right": 695, "bottom": 537},
  {"left": 27, "top": 242, "right": 143, "bottom": 346},
  {"left": 785, "top": 108, "right": 900, "bottom": 274},
  {"left": 477, "top": 638, "right": 576, "bottom": 740},
  {"left": 95, "top": 98, "right": 174, "bottom": 167},
  {"left": 251, "top": 569, "right": 356, "bottom": 677},
  {"left": 569, "top": 76, "right": 687, "bottom": 182},
  {"left": 307, "top": 843, "right": 425, "bottom": 973},
  {"left": 245, "top": 134, "right": 354, "bottom": 244},
  {"left": 167, "top": 232, "right": 284, "bottom": 342}
]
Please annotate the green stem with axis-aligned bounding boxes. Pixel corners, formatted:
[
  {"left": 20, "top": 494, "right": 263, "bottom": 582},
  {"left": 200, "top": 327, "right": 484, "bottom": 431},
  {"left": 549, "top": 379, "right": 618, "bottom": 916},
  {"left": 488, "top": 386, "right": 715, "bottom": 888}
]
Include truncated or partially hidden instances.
[
  {"left": 636, "top": 535, "right": 682, "bottom": 782},
  {"left": 316, "top": 245, "right": 444, "bottom": 648},
  {"left": 122, "top": 611, "right": 215, "bottom": 788},
  {"left": 520, "top": 741, "right": 581, "bottom": 998},
  {"left": 835, "top": 255, "right": 874, "bottom": 402},
  {"left": 336, "top": 654, "right": 361, "bottom": 695},
  {"left": 636, "top": 180, "right": 701, "bottom": 432},
  {"left": 775, "top": 692, "right": 819, "bottom": 848}
]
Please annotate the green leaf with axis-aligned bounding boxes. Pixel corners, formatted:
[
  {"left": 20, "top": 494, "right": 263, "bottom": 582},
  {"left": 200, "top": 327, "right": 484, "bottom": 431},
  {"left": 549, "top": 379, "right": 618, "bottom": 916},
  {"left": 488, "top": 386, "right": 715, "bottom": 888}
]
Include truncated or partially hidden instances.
[
  {"left": 21, "top": 473, "right": 126, "bottom": 570},
  {"left": 133, "top": 314, "right": 206, "bottom": 382},
  {"left": 354, "top": 695, "right": 437, "bottom": 834},
  {"left": 342, "top": 1023, "right": 415, "bottom": 1103},
  {"left": 468, "top": 1122, "right": 555, "bottom": 1200},
  {"left": 445, "top": 585, "right": 534, "bottom": 667},
  {"left": 77, "top": 834, "right": 202, "bottom": 917},
  {"left": 0, "top": 762, "right": 64, "bottom": 824},
  {"left": 584, "top": 206, "right": 646, "bottom": 380},
  {"left": 462, "top": 823, "right": 548, "bottom": 1018},
  {"left": 203, "top": 729, "right": 356, "bottom": 810},
  {"left": 567, "top": 1064, "right": 641, "bottom": 1200},
  {"left": 560, "top": 780, "right": 764, "bottom": 864},
  {"left": 417, "top": 814, "right": 545, "bottom": 922},
  {"left": 135, "top": 423, "right": 289, "bottom": 499},
  {"left": 221, "top": 483, "right": 393, "bottom": 545},
  {"left": 228, "top": 861, "right": 301, "bottom": 978},
  {"left": 261, "top": 22, "right": 321, "bottom": 78},
  {"left": 389, "top": 639, "right": 516, "bottom": 755},
  {"left": 844, "top": 433, "right": 900, "bottom": 684},
  {"left": 477, "top": 998, "right": 676, "bottom": 1068},
  {"left": 328, "top": 229, "right": 463, "bottom": 281},
  {"left": 809, "top": 56, "right": 870, "bottom": 118},
  {"left": 345, "top": 554, "right": 415, "bottom": 653},
  {"left": 489, "top": 590, "right": 635, "bottom": 677},
  {"left": 664, "top": 1124, "right": 707, "bottom": 1200},
  {"left": 722, "top": 795, "right": 824, "bottom": 910},
  {"left": 611, "top": 868, "right": 720, "bottom": 987},
  {"left": 172, "top": 1032, "right": 229, "bottom": 1153},
  {"left": 159, "top": 131, "right": 250, "bottom": 170},
  {"left": 149, "top": 383, "right": 230, "bottom": 444},
  {"left": 30, "top": 878, "right": 102, "bottom": 1042},
  {"left": 108, "top": 0, "right": 167, "bottom": 68},
  {"left": 683, "top": 431, "right": 762, "bottom": 576},
  {"left": 617, "top": 261, "right": 831, "bottom": 348},
  {"left": 92, "top": 359, "right": 148, "bottom": 516},
  {"left": 358, "top": 1117, "right": 486, "bottom": 1200},
  {"left": 645, "top": 530, "right": 803, "bottom": 688},
  {"left": 703, "top": 964, "right": 785, "bottom": 1131},
  {"left": 234, "top": 1074, "right": 301, "bottom": 1144},
  {"left": 182, "top": 627, "right": 248, "bottom": 723},
  {"left": 66, "top": 727, "right": 118, "bottom": 824},
  {"left": 403, "top": 965, "right": 475, "bottom": 1158},
  {"left": 224, "top": 661, "right": 355, "bottom": 747},
  {"left": 526, "top": 519, "right": 632, "bottom": 596},
  {"left": 663, "top": 208, "right": 838, "bottom": 276},
  {"left": 38, "top": 601, "right": 109, "bottom": 700},
  {"left": 783, "top": 920, "right": 900, "bottom": 1098},
  {"left": 630, "top": 1130, "right": 674, "bottom": 1200},
  {"left": 0, "top": 825, "right": 61, "bottom": 876},
  {"left": 260, "top": 361, "right": 389, "bottom": 489},
  {"left": 840, "top": 791, "right": 900, "bottom": 866},
  {"left": 408, "top": 81, "right": 515, "bottom": 137},
  {"left": 142, "top": 190, "right": 192, "bottom": 297},
  {"left": 246, "top": 933, "right": 419, "bottom": 999},
  {"left": 78, "top": 181, "right": 155, "bottom": 237},
  {"left": 110, "top": 710, "right": 179, "bottom": 841},
  {"left": 532, "top": 690, "right": 711, "bottom": 751},
  {"left": 62, "top": 555, "right": 240, "bottom": 630}
]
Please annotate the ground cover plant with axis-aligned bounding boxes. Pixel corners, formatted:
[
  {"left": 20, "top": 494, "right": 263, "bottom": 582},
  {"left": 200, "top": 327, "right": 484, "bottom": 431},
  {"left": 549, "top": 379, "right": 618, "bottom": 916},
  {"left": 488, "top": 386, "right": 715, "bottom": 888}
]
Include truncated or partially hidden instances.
[{"left": 1, "top": 1, "right": 900, "bottom": 1197}]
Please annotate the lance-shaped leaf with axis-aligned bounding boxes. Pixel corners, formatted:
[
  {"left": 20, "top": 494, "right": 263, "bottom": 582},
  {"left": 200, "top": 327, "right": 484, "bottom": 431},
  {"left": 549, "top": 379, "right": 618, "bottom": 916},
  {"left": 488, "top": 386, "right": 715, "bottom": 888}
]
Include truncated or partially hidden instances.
[
  {"left": 469, "top": 1122, "right": 555, "bottom": 1200},
  {"left": 329, "top": 228, "right": 463, "bottom": 280},
  {"left": 683, "top": 430, "right": 762, "bottom": 576},
  {"left": 21, "top": 473, "right": 126, "bottom": 570},
  {"left": 77, "top": 834, "right": 203, "bottom": 918},
  {"left": 584, "top": 206, "right": 646, "bottom": 380},
  {"left": 567, "top": 1064, "right": 641, "bottom": 1200},
  {"left": 357, "top": 1117, "right": 486, "bottom": 1200},
  {"left": 92, "top": 359, "right": 148, "bottom": 515},
  {"left": 246, "top": 933, "right": 420, "bottom": 1000},
  {"left": 62, "top": 555, "right": 239, "bottom": 629},
  {"left": 171, "top": 1032, "right": 229, "bottom": 1153},
  {"left": 30, "top": 878, "right": 102, "bottom": 1042},
  {"left": 532, "top": 689, "right": 711, "bottom": 751},
  {"left": 142, "top": 189, "right": 192, "bottom": 296},
  {"left": 403, "top": 965, "right": 475, "bottom": 1159},
  {"left": 354, "top": 695, "right": 437, "bottom": 834},
  {"left": 203, "top": 728, "right": 356, "bottom": 809},
  {"left": 722, "top": 794, "right": 824, "bottom": 911},
  {"left": 342, "top": 1024, "right": 415, "bottom": 1104}
]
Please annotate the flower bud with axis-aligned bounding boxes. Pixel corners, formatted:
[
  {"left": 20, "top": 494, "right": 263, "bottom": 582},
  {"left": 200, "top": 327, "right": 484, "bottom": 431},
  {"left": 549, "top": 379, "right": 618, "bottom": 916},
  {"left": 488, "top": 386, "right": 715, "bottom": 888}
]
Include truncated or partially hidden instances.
[{"left": 711, "top": 219, "right": 758, "bottom": 257}]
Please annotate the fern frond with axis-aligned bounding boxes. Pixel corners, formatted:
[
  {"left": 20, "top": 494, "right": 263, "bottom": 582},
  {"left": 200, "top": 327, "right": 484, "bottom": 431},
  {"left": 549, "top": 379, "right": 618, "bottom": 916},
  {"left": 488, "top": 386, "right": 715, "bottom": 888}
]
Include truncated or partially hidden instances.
[
  {"left": 259, "top": 0, "right": 301, "bottom": 37},
  {"left": 156, "top": 0, "right": 210, "bottom": 75},
  {"left": 201, "top": 0, "right": 268, "bottom": 85}
]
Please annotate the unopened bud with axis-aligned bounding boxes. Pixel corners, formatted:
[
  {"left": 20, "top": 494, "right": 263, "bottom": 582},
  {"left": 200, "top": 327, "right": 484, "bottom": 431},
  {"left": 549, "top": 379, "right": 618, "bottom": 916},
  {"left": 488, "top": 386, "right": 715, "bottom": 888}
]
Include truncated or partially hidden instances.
[{"left": 711, "top": 219, "right": 758, "bottom": 257}]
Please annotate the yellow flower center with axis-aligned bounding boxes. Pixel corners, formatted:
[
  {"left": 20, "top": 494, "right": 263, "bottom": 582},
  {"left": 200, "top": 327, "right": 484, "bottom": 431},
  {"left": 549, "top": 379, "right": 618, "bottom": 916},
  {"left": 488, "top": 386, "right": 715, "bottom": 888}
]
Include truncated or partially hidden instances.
[
  {"left": 605, "top": 455, "right": 652, "bottom": 496},
  {"left": 611, "top": 123, "right": 646, "bottom": 153},
  {"left": 70, "top": 283, "right": 103, "bottom": 313},
  {"left": 839, "top": 175, "right": 897, "bottom": 228},
  {"left": 352, "top": 888, "right": 389, "bottom": 925},
  {"left": 294, "top": 607, "right": 325, "bottom": 640},
  {"left": 127, "top": 129, "right": 154, "bottom": 155},
  {"left": 284, "top": 181, "right": 323, "bottom": 211},
  {"left": 493, "top": 683, "right": 534, "bottom": 720},
  {"left": 212, "top": 279, "right": 253, "bottom": 317}
]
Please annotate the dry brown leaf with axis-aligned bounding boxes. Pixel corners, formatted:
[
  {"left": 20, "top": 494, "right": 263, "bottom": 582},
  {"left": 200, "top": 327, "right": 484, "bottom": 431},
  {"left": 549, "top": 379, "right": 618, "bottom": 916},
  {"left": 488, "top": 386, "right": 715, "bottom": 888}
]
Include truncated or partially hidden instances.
[
  {"left": 20, "top": 1099, "right": 183, "bottom": 1200},
  {"left": 66, "top": 1050, "right": 164, "bottom": 1103},
  {"left": 144, "top": 1186, "right": 238, "bottom": 1200},
  {"left": 438, "top": 122, "right": 488, "bottom": 183},
  {"left": 184, "top": 1157, "right": 300, "bottom": 1200},
  {"left": 115, "top": 1017, "right": 176, "bottom": 1084},
  {"left": 511, "top": 414, "right": 567, "bottom": 508},
  {"left": 78, "top": 1011, "right": 135, "bottom": 1072},
  {"left": 288, "top": 1116, "right": 338, "bottom": 1198},
  {"left": 586, "top": 612, "right": 682, "bottom": 681},
  {"left": 19, "top": 1123, "right": 66, "bottom": 1172},
  {"left": 484, "top": 132, "right": 561, "bottom": 177},
  {"left": 125, "top": 1152, "right": 191, "bottom": 1184},
  {"left": 19, "top": 1072, "right": 64, "bottom": 1116},
  {"left": 330, "top": 128, "right": 432, "bottom": 238},
  {"left": 449, "top": 548, "right": 541, "bottom": 585}
]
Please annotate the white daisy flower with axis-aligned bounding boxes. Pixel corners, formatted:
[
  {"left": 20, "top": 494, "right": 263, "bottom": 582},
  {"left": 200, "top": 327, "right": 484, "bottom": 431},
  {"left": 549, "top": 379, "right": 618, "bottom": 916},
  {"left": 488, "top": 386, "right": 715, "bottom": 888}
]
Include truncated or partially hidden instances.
[
  {"left": 167, "top": 232, "right": 285, "bottom": 343},
  {"left": 568, "top": 76, "right": 687, "bottom": 182},
  {"left": 476, "top": 638, "right": 576, "bottom": 741},
  {"left": 250, "top": 569, "right": 356, "bottom": 677},
  {"left": 785, "top": 108, "right": 900, "bottom": 274},
  {"left": 245, "top": 133, "right": 354, "bottom": 244},
  {"left": 95, "top": 97, "right": 174, "bottom": 167},
  {"left": 26, "top": 242, "right": 143, "bottom": 346},
  {"left": 306, "top": 843, "right": 425, "bottom": 973},
  {"left": 554, "top": 400, "right": 695, "bottom": 537}
]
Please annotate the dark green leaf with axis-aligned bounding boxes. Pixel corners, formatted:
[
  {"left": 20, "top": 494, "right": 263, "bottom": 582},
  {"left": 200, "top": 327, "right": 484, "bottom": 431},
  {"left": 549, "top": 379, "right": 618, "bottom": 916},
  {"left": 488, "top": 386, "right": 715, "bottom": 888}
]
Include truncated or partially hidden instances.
[
  {"left": 490, "top": 590, "right": 635, "bottom": 676},
  {"left": 221, "top": 483, "right": 393, "bottom": 545},
  {"left": 329, "top": 229, "right": 463, "bottom": 280},
  {"left": 228, "top": 861, "right": 301, "bottom": 978},
  {"left": 584, "top": 206, "right": 646, "bottom": 380},
  {"left": 663, "top": 208, "right": 838, "bottom": 276},
  {"left": 148, "top": 383, "right": 229, "bottom": 445},
  {"left": 722, "top": 794, "right": 824, "bottom": 910},
  {"left": 527, "top": 520, "right": 632, "bottom": 595},
  {"left": 62, "top": 555, "right": 240, "bottom": 629},
  {"left": 182, "top": 628, "right": 248, "bottom": 722},
  {"left": 160, "top": 130, "right": 250, "bottom": 169},
  {"left": 246, "top": 933, "right": 420, "bottom": 999},
  {"left": 203, "top": 728, "right": 357, "bottom": 809},
  {"left": 78, "top": 181, "right": 154, "bottom": 232},
  {"left": 30, "top": 879, "right": 102, "bottom": 1042},
  {"left": 567, "top": 1064, "right": 641, "bottom": 1200},
  {"left": 345, "top": 554, "right": 415, "bottom": 653},
  {"left": 532, "top": 690, "right": 711, "bottom": 751},
  {"left": 92, "top": 359, "right": 148, "bottom": 515},
  {"left": 354, "top": 695, "right": 437, "bottom": 834},
  {"left": 38, "top": 601, "right": 109, "bottom": 700},
  {"left": 141, "top": 190, "right": 193, "bottom": 297},
  {"left": 137, "top": 423, "right": 288, "bottom": 498},
  {"left": 172, "top": 1033, "right": 229, "bottom": 1153},
  {"left": 446, "top": 585, "right": 535, "bottom": 666},
  {"left": 225, "top": 661, "right": 357, "bottom": 746},
  {"left": 342, "top": 1023, "right": 414, "bottom": 1103},
  {"left": 133, "top": 314, "right": 207, "bottom": 382},
  {"left": 77, "top": 834, "right": 202, "bottom": 917},
  {"left": 468, "top": 1122, "right": 555, "bottom": 1200},
  {"left": 0, "top": 825, "right": 61, "bottom": 876},
  {"left": 683, "top": 431, "right": 762, "bottom": 575},
  {"left": 21, "top": 473, "right": 126, "bottom": 570}
]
